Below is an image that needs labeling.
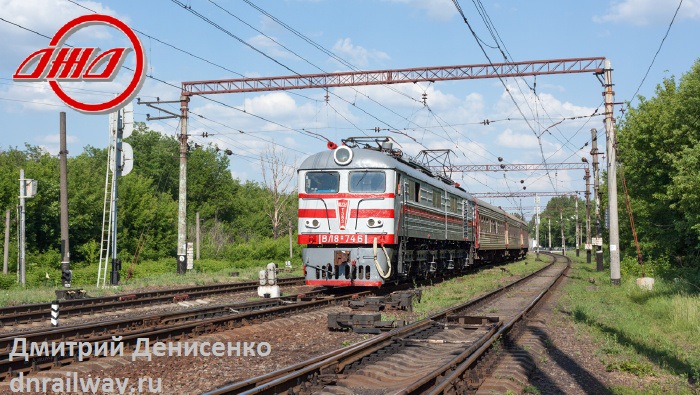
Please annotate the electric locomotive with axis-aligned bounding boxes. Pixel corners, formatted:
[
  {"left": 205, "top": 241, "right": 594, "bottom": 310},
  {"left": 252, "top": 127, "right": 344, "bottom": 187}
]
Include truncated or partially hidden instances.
[{"left": 298, "top": 137, "right": 529, "bottom": 287}]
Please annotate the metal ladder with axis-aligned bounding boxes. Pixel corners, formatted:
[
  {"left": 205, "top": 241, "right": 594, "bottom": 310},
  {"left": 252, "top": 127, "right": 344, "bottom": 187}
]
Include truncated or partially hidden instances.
[{"left": 96, "top": 131, "right": 116, "bottom": 288}]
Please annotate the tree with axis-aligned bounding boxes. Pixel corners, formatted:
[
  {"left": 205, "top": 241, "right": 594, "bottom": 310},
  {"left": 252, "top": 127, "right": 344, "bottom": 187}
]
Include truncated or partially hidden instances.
[
  {"left": 528, "top": 195, "right": 585, "bottom": 249},
  {"left": 260, "top": 145, "right": 295, "bottom": 239},
  {"left": 616, "top": 59, "right": 700, "bottom": 268}
]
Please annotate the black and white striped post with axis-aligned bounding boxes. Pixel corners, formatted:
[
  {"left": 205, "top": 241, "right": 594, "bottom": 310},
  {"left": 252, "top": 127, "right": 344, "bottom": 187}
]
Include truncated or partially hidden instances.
[{"left": 50, "top": 300, "right": 59, "bottom": 327}]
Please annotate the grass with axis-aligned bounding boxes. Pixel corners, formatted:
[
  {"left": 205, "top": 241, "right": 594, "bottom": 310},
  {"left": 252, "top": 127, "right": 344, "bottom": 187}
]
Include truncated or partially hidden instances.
[
  {"left": 411, "top": 254, "right": 549, "bottom": 319},
  {"left": 0, "top": 258, "right": 303, "bottom": 307},
  {"left": 560, "top": 252, "right": 699, "bottom": 394}
]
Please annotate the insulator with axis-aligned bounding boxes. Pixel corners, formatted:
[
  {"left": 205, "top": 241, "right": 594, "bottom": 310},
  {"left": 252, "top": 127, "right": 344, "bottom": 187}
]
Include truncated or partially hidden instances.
[
  {"left": 498, "top": 157, "right": 503, "bottom": 162},
  {"left": 225, "top": 149, "right": 233, "bottom": 156}
]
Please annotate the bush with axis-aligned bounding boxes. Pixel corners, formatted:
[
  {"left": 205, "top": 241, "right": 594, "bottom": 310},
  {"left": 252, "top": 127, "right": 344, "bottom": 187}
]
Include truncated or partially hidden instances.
[
  {"left": 223, "top": 237, "right": 301, "bottom": 267},
  {"left": 0, "top": 274, "right": 16, "bottom": 290}
]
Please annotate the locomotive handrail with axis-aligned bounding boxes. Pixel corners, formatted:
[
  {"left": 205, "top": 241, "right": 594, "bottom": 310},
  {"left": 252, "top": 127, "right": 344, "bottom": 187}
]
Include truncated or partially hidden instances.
[{"left": 354, "top": 197, "right": 386, "bottom": 230}]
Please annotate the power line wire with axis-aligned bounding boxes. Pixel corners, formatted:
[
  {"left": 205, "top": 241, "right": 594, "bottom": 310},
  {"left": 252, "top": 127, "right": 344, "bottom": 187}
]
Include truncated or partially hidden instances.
[{"left": 629, "top": 0, "right": 684, "bottom": 105}]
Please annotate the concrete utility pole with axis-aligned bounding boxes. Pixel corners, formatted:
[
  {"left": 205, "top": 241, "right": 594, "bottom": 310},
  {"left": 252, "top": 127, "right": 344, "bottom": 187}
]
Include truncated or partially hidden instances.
[
  {"left": 18, "top": 169, "right": 26, "bottom": 286},
  {"left": 289, "top": 219, "right": 293, "bottom": 259},
  {"left": 548, "top": 217, "right": 551, "bottom": 250},
  {"left": 59, "top": 112, "right": 71, "bottom": 287},
  {"left": 535, "top": 195, "right": 541, "bottom": 261},
  {"left": 195, "top": 211, "right": 200, "bottom": 261},
  {"left": 560, "top": 208, "right": 565, "bottom": 255},
  {"left": 138, "top": 98, "right": 187, "bottom": 273},
  {"left": 603, "top": 60, "right": 621, "bottom": 285},
  {"left": 575, "top": 198, "right": 580, "bottom": 257},
  {"left": 177, "top": 95, "right": 190, "bottom": 274},
  {"left": 592, "top": 128, "right": 604, "bottom": 271},
  {"left": 3, "top": 210, "right": 9, "bottom": 274},
  {"left": 584, "top": 166, "right": 592, "bottom": 263}
]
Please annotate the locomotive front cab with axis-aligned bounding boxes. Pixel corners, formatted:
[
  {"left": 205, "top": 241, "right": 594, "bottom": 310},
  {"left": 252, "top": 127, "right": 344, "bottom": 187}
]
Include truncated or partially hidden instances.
[{"left": 298, "top": 147, "right": 397, "bottom": 287}]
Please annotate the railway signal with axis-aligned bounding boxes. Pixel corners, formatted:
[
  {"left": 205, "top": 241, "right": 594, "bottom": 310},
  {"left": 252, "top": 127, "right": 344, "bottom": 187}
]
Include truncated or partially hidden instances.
[{"left": 97, "top": 104, "right": 135, "bottom": 287}]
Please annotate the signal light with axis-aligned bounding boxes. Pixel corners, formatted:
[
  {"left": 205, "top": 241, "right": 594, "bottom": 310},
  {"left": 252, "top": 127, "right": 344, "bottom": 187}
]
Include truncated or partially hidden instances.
[{"left": 61, "top": 270, "right": 72, "bottom": 287}]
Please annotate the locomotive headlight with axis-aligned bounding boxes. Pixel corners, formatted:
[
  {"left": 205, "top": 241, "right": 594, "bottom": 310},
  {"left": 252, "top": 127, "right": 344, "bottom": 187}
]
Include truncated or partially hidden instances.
[
  {"left": 305, "top": 219, "right": 320, "bottom": 229},
  {"left": 333, "top": 146, "right": 353, "bottom": 166},
  {"left": 366, "top": 218, "right": 383, "bottom": 228}
]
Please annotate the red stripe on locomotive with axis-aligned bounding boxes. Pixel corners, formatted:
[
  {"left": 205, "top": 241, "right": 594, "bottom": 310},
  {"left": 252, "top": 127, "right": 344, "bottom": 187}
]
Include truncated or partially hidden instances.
[
  {"left": 350, "top": 209, "right": 394, "bottom": 218},
  {"left": 298, "top": 234, "right": 395, "bottom": 245},
  {"left": 299, "top": 192, "right": 395, "bottom": 199},
  {"left": 298, "top": 208, "right": 336, "bottom": 218}
]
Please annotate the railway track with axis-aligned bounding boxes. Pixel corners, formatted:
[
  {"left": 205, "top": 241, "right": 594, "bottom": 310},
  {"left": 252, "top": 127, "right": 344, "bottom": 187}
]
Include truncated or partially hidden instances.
[
  {"left": 203, "top": 252, "right": 570, "bottom": 395},
  {"left": 0, "top": 286, "right": 391, "bottom": 381},
  {"left": 0, "top": 263, "right": 494, "bottom": 382},
  {"left": 0, "top": 276, "right": 305, "bottom": 327}
]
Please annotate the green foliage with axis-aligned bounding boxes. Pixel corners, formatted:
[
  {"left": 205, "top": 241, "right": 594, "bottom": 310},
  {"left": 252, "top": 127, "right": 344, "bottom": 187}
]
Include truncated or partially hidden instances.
[
  {"left": 0, "top": 274, "right": 16, "bottom": 290},
  {"left": 564, "top": 255, "right": 700, "bottom": 388},
  {"left": 528, "top": 195, "right": 585, "bottom": 249},
  {"left": 0, "top": 122, "right": 300, "bottom": 288},
  {"left": 616, "top": 59, "right": 700, "bottom": 271},
  {"left": 606, "top": 359, "right": 656, "bottom": 377},
  {"left": 522, "top": 385, "right": 541, "bottom": 394}
]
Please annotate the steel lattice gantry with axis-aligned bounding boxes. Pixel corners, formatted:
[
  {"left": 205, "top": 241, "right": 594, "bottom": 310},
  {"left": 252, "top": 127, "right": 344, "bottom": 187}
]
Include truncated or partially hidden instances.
[
  {"left": 430, "top": 162, "right": 588, "bottom": 173},
  {"left": 181, "top": 57, "right": 606, "bottom": 95},
  {"left": 169, "top": 55, "right": 621, "bottom": 285},
  {"left": 472, "top": 191, "right": 581, "bottom": 198}
]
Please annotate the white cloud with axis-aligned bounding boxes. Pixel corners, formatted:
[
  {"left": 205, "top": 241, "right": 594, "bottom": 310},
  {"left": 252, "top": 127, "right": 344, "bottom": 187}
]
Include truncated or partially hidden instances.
[
  {"left": 593, "top": 0, "right": 700, "bottom": 26},
  {"left": 35, "top": 133, "right": 78, "bottom": 144},
  {"left": 0, "top": 0, "right": 121, "bottom": 70},
  {"left": 496, "top": 128, "right": 541, "bottom": 150},
  {"left": 247, "top": 34, "right": 296, "bottom": 60},
  {"left": 331, "top": 38, "right": 390, "bottom": 68}
]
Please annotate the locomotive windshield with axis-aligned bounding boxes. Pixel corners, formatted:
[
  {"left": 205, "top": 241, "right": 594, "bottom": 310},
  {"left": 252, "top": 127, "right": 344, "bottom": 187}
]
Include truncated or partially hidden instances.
[
  {"left": 349, "top": 171, "right": 386, "bottom": 193},
  {"left": 305, "top": 171, "right": 340, "bottom": 193}
]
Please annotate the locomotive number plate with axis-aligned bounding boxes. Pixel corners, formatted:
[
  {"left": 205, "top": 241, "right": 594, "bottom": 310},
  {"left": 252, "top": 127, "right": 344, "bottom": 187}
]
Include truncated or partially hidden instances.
[{"left": 320, "top": 234, "right": 368, "bottom": 243}]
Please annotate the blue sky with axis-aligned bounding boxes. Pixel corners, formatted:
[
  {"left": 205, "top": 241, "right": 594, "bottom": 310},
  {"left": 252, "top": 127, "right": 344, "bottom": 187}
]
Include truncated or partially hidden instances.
[{"left": 1, "top": 0, "right": 699, "bottom": 219}]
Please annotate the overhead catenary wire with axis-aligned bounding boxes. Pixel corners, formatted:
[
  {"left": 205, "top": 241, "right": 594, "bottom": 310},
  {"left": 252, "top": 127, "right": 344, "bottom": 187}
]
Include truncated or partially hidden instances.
[
  {"left": 628, "top": 0, "right": 684, "bottom": 106},
  {"left": 451, "top": 0, "right": 558, "bottom": 192}
]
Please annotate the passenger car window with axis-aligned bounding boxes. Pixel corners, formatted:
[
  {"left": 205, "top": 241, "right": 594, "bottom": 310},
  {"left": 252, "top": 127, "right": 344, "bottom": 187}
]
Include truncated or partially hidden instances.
[
  {"left": 432, "top": 190, "right": 441, "bottom": 209},
  {"left": 305, "top": 172, "right": 340, "bottom": 193}
]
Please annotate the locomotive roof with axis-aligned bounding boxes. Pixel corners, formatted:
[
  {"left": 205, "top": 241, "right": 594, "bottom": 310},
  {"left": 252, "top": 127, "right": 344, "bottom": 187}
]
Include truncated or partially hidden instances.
[
  {"left": 299, "top": 147, "right": 473, "bottom": 200},
  {"left": 299, "top": 146, "right": 527, "bottom": 227},
  {"left": 475, "top": 198, "right": 528, "bottom": 227}
]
